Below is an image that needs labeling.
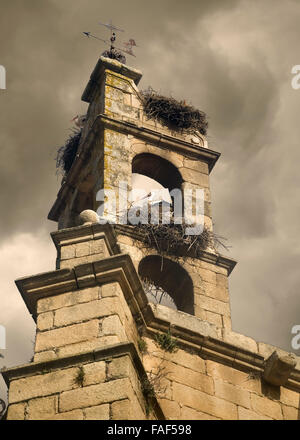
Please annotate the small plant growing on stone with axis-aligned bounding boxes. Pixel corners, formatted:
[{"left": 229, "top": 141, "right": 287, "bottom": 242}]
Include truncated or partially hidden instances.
[
  {"left": 141, "top": 362, "right": 169, "bottom": 416},
  {"left": 155, "top": 328, "right": 178, "bottom": 353},
  {"left": 74, "top": 366, "right": 85, "bottom": 387},
  {"left": 138, "top": 338, "right": 148, "bottom": 354}
]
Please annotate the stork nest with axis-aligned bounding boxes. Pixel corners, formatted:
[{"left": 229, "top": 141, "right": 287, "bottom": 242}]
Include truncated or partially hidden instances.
[
  {"left": 102, "top": 48, "right": 126, "bottom": 64},
  {"left": 56, "top": 129, "right": 82, "bottom": 175},
  {"left": 131, "top": 219, "right": 228, "bottom": 259},
  {"left": 140, "top": 87, "right": 208, "bottom": 135}
]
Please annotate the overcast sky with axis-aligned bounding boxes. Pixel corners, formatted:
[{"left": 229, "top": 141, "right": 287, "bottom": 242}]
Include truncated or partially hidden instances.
[{"left": 1, "top": 0, "right": 300, "bottom": 400}]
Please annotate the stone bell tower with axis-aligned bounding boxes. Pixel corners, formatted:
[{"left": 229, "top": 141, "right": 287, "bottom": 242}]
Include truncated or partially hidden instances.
[{"left": 2, "top": 57, "right": 300, "bottom": 420}]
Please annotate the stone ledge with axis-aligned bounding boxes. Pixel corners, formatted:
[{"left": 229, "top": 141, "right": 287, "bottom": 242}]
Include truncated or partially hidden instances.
[
  {"left": 1, "top": 341, "right": 164, "bottom": 420},
  {"left": 96, "top": 114, "right": 220, "bottom": 171},
  {"left": 51, "top": 223, "right": 120, "bottom": 255}
]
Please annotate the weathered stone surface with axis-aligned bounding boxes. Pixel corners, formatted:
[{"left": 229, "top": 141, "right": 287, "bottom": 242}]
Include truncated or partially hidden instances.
[
  {"left": 57, "top": 337, "right": 119, "bottom": 358},
  {"left": 59, "top": 378, "right": 133, "bottom": 412},
  {"left": 238, "top": 406, "right": 272, "bottom": 420},
  {"left": 111, "top": 398, "right": 145, "bottom": 420},
  {"left": 101, "top": 314, "right": 127, "bottom": 341},
  {"left": 101, "top": 282, "right": 122, "bottom": 298},
  {"left": 250, "top": 393, "right": 283, "bottom": 419},
  {"left": 27, "top": 396, "right": 57, "bottom": 420},
  {"left": 34, "top": 350, "right": 57, "bottom": 362},
  {"left": 263, "top": 351, "right": 296, "bottom": 386},
  {"left": 222, "top": 330, "right": 258, "bottom": 352},
  {"left": 37, "top": 311, "right": 54, "bottom": 331},
  {"left": 84, "top": 404, "right": 110, "bottom": 420},
  {"left": 173, "top": 382, "right": 238, "bottom": 419},
  {"left": 180, "top": 406, "right": 220, "bottom": 420},
  {"left": 280, "top": 387, "right": 300, "bottom": 408},
  {"left": 83, "top": 361, "right": 106, "bottom": 386},
  {"left": 214, "top": 380, "right": 251, "bottom": 408},
  {"left": 50, "top": 409, "right": 84, "bottom": 420},
  {"left": 35, "top": 320, "right": 99, "bottom": 352},
  {"left": 158, "top": 399, "right": 181, "bottom": 419},
  {"left": 37, "top": 287, "right": 99, "bottom": 313},
  {"left": 281, "top": 404, "right": 299, "bottom": 420},
  {"left": 206, "top": 361, "right": 261, "bottom": 394},
  {"left": 9, "top": 367, "right": 78, "bottom": 403},
  {"left": 169, "top": 364, "right": 214, "bottom": 395},
  {"left": 195, "top": 295, "right": 231, "bottom": 317},
  {"left": 54, "top": 297, "right": 120, "bottom": 327},
  {"left": 7, "top": 402, "right": 25, "bottom": 420}
]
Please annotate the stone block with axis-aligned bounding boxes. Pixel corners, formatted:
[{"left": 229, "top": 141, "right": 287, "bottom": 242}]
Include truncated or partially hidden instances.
[
  {"left": 27, "top": 396, "right": 57, "bottom": 420},
  {"left": 7, "top": 403, "right": 26, "bottom": 420},
  {"left": 205, "top": 310, "right": 223, "bottom": 327},
  {"left": 222, "top": 330, "right": 258, "bottom": 352},
  {"left": 182, "top": 159, "right": 209, "bottom": 174},
  {"left": 214, "top": 379, "right": 251, "bottom": 408},
  {"left": 280, "top": 386, "right": 300, "bottom": 408},
  {"left": 57, "top": 337, "right": 119, "bottom": 358},
  {"left": 54, "top": 297, "right": 120, "bottom": 327},
  {"left": 59, "top": 378, "right": 132, "bottom": 412},
  {"left": 172, "top": 382, "right": 237, "bottom": 419},
  {"left": 281, "top": 404, "right": 299, "bottom": 420},
  {"left": 37, "top": 311, "right": 54, "bottom": 331},
  {"left": 75, "top": 242, "right": 90, "bottom": 257},
  {"left": 158, "top": 399, "right": 181, "bottom": 419},
  {"left": 60, "top": 245, "right": 76, "bottom": 260},
  {"left": 37, "top": 287, "right": 99, "bottom": 313},
  {"left": 263, "top": 351, "right": 296, "bottom": 386},
  {"left": 195, "top": 295, "right": 231, "bottom": 317},
  {"left": 9, "top": 367, "right": 78, "bottom": 403},
  {"left": 35, "top": 320, "right": 99, "bottom": 352},
  {"left": 169, "top": 363, "right": 214, "bottom": 395},
  {"left": 238, "top": 406, "right": 272, "bottom": 420},
  {"left": 84, "top": 404, "right": 110, "bottom": 420},
  {"left": 206, "top": 361, "right": 261, "bottom": 394},
  {"left": 101, "top": 315, "right": 127, "bottom": 341},
  {"left": 34, "top": 350, "right": 57, "bottom": 362},
  {"left": 250, "top": 393, "right": 283, "bottom": 419},
  {"left": 83, "top": 361, "right": 106, "bottom": 386}
]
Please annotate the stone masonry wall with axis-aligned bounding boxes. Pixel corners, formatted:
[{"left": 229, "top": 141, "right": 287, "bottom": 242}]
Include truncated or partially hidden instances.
[
  {"left": 7, "top": 353, "right": 146, "bottom": 420},
  {"left": 140, "top": 334, "right": 300, "bottom": 420},
  {"left": 117, "top": 233, "right": 231, "bottom": 329}
]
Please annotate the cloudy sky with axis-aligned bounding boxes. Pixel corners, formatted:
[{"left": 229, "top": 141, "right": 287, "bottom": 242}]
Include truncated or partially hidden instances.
[{"left": 1, "top": 0, "right": 300, "bottom": 400}]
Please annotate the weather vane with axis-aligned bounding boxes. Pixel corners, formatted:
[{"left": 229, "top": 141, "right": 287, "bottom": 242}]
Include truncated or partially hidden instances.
[{"left": 83, "top": 19, "right": 137, "bottom": 64}]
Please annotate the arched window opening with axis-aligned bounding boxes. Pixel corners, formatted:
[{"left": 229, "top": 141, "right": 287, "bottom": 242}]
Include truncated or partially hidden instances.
[
  {"left": 132, "top": 153, "right": 182, "bottom": 191},
  {"left": 138, "top": 255, "right": 194, "bottom": 314},
  {"left": 131, "top": 153, "right": 183, "bottom": 220}
]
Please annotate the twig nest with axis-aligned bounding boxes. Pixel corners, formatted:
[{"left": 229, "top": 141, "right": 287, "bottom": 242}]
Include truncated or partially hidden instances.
[{"left": 77, "top": 210, "right": 99, "bottom": 225}]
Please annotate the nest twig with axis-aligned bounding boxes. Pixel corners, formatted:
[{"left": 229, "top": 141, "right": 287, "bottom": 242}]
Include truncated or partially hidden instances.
[
  {"left": 101, "top": 48, "right": 126, "bottom": 64},
  {"left": 56, "top": 129, "right": 82, "bottom": 175},
  {"left": 140, "top": 87, "right": 208, "bottom": 136}
]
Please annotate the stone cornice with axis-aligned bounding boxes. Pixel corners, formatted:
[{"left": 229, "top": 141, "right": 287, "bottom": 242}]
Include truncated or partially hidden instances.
[
  {"left": 96, "top": 114, "right": 220, "bottom": 171},
  {"left": 1, "top": 341, "right": 165, "bottom": 420},
  {"left": 14, "top": 246, "right": 300, "bottom": 391},
  {"left": 51, "top": 223, "right": 121, "bottom": 255},
  {"left": 81, "top": 56, "right": 143, "bottom": 103}
]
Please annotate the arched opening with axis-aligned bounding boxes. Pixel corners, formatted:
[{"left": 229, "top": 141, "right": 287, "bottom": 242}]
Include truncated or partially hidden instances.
[
  {"left": 132, "top": 153, "right": 182, "bottom": 191},
  {"left": 138, "top": 255, "right": 194, "bottom": 314},
  {"left": 131, "top": 153, "right": 183, "bottom": 220}
]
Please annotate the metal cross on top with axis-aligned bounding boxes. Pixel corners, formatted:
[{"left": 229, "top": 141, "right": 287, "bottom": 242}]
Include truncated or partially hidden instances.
[{"left": 83, "top": 19, "right": 138, "bottom": 63}]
